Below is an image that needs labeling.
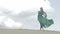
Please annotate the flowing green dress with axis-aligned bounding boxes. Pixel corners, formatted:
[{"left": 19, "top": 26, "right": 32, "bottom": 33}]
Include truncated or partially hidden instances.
[{"left": 38, "top": 11, "right": 54, "bottom": 28}]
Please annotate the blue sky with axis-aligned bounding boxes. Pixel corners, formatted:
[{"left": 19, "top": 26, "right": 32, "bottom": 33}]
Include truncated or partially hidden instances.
[
  {"left": 0, "top": 0, "right": 60, "bottom": 31},
  {"left": 42, "top": 0, "right": 60, "bottom": 31},
  {"left": 48, "top": 0, "right": 60, "bottom": 31}
]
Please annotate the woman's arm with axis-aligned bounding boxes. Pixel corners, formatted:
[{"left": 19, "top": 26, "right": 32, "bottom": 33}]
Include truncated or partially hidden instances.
[
  {"left": 42, "top": 12, "right": 47, "bottom": 18},
  {"left": 44, "top": 12, "right": 47, "bottom": 18}
]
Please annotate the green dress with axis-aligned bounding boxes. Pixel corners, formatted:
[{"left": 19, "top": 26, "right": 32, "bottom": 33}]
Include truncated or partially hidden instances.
[{"left": 38, "top": 11, "right": 54, "bottom": 28}]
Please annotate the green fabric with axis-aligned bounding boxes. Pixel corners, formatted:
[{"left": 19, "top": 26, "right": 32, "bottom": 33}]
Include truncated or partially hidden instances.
[{"left": 38, "top": 11, "right": 54, "bottom": 28}]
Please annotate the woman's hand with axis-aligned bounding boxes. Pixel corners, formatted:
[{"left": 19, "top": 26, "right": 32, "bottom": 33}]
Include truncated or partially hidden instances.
[{"left": 42, "top": 12, "right": 47, "bottom": 18}]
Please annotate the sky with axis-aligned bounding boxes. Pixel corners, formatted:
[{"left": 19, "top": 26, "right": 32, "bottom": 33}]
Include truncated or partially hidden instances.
[
  {"left": 48, "top": 0, "right": 60, "bottom": 31},
  {"left": 0, "top": 0, "right": 60, "bottom": 31}
]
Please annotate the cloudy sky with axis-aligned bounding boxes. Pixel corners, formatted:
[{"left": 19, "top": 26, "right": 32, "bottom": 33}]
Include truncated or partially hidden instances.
[{"left": 0, "top": 0, "right": 60, "bottom": 31}]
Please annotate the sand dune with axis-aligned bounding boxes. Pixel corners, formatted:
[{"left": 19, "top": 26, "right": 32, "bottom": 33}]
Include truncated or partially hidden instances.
[{"left": 0, "top": 29, "right": 60, "bottom": 34}]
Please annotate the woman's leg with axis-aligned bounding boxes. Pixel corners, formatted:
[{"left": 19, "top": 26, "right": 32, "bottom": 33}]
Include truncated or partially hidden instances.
[{"left": 40, "top": 23, "right": 44, "bottom": 30}]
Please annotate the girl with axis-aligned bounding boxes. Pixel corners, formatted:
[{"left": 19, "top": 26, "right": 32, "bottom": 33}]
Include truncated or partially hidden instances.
[{"left": 38, "top": 7, "right": 54, "bottom": 30}]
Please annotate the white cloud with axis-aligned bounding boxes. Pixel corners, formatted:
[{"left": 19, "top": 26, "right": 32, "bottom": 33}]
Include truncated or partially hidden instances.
[
  {"left": 0, "top": 16, "right": 6, "bottom": 24},
  {"left": 0, "top": 0, "right": 54, "bottom": 15},
  {"left": 0, "top": 16, "right": 23, "bottom": 29},
  {"left": 4, "top": 18, "right": 22, "bottom": 27}
]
